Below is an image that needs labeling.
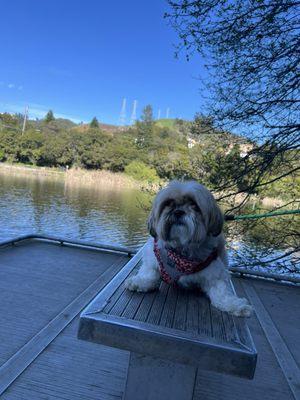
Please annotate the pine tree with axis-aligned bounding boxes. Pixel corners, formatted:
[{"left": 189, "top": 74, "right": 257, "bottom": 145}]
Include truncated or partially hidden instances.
[
  {"left": 45, "top": 110, "right": 55, "bottom": 123},
  {"left": 90, "top": 117, "right": 99, "bottom": 128}
]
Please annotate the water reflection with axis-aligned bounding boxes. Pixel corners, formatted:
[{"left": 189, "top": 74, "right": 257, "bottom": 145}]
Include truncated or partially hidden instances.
[
  {"left": 0, "top": 173, "right": 150, "bottom": 247},
  {"left": 0, "top": 171, "right": 298, "bottom": 276}
]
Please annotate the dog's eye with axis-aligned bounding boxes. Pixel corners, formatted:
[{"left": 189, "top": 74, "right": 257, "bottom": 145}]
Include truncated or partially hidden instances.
[
  {"left": 191, "top": 203, "right": 201, "bottom": 213},
  {"left": 163, "top": 199, "right": 174, "bottom": 208}
]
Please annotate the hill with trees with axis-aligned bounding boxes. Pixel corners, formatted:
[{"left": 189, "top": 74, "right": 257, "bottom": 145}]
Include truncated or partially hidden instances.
[{"left": 0, "top": 107, "right": 296, "bottom": 202}]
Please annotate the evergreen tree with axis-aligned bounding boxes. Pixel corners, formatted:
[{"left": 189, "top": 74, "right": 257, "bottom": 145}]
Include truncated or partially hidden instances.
[
  {"left": 90, "top": 117, "right": 99, "bottom": 128},
  {"left": 45, "top": 110, "right": 55, "bottom": 123},
  {"left": 136, "top": 105, "right": 154, "bottom": 148},
  {"left": 141, "top": 105, "right": 153, "bottom": 125}
]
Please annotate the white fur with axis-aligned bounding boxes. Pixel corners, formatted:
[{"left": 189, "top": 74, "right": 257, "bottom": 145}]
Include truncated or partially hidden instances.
[{"left": 125, "top": 181, "right": 252, "bottom": 318}]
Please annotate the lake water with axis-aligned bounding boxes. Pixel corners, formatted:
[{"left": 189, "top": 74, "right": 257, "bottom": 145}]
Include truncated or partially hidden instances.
[
  {"left": 0, "top": 170, "right": 298, "bottom": 277},
  {"left": 0, "top": 172, "right": 149, "bottom": 247}
]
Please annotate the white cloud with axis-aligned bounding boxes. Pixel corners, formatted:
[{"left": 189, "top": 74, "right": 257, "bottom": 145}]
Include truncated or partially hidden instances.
[{"left": 0, "top": 82, "right": 23, "bottom": 90}]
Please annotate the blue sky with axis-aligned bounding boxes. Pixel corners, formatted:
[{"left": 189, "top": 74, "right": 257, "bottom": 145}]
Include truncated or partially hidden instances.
[{"left": 0, "top": 1, "right": 207, "bottom": 124}]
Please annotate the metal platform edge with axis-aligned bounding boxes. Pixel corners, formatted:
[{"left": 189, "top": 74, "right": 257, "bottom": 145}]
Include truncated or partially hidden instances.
[
  {"left": 0, "top": 233, "right": 138, "bottom": 257},
  {"left": 78, "top": 312, "right": 257, "bottom": 379}
]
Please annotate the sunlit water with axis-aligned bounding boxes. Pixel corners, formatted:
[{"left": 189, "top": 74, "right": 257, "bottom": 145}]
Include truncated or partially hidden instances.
[
  {"left": 0, "top": 173, "right": 149, "bottom": 248},
  {"left": 0, "top": 171, "right": 298, "bottom": 277}
]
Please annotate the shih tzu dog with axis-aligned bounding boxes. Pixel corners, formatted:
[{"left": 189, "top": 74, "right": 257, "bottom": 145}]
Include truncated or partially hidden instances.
[{"left": 125, "top": 180, "right": 252, "bottom": 317}]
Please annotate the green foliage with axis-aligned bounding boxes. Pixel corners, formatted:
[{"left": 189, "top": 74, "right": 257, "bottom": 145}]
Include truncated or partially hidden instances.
[
  {"left": 191, "top": 113, "right": 215, "bottom": 136},
  {"left": 0, "top": 129, "right": 21, "bottom": 162},
  {"left": 0, "top": 149, "right": 5, "bottom": 161},
  {"left": 45, "top": 110, "right": 55, "bottom": 123},
  {"left": 0, "top": 112, "right": 20, "bottom": 126},
  {"left": 135, "top": 105, "right": 155, "bottom": 148},
  {"left": 90, "top": 117, "right": 99, "bottom": 128},
  {"left": 0, "top": 109, "right": 296, "bottom": 202},
  {"left": 18, "top": 130, "right": 45, "bottom": 165},
  {"left": 155, "top": 119, "right": 176, "bottom": 129},
  {"left": 125, "top": 161, "right": 159, "bottom": 183},
  {"left": 141, "top": 105, "right": 154, "bottom": 124}
]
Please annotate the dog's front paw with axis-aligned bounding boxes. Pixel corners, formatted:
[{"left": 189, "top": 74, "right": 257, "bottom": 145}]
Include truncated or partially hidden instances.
[
  {"left": 231, "top": 298, "right": 253, "bottom": 317},
  {"left": 125, "top": 275, "right": 159, "bottom": 292}
]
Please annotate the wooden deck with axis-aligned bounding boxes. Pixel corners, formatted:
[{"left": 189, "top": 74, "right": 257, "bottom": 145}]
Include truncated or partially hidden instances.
[{"left": 0, "top": 238, "right": 299, "bottom": 399}]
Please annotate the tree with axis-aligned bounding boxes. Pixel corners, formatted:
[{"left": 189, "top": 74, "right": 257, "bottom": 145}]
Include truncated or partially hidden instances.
[
  {"left": 90, "top": 117, "right": 99, "bottom": 128},
  {"left": 167, "top": 0, "right": 300, "bottom": 268},
  {"left": 166, "top": 0, "right": 299, "bottom": 199},
  {"left": 191, "top": 113, "right": 215, "bottom": 136},
  {"left": 135, "top": 105, "right": 154, "bottom": 148},
  {"left": 45, "top": 110, "right": 55, "bottom": 123},
  {"left": 141, "top": 105, "right": 154, "bottom": 125}
]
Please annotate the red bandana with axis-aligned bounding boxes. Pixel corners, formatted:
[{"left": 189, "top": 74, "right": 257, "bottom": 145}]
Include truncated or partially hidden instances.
[{"left": 154, "top": 239, "right": 218, "bottom": 285}]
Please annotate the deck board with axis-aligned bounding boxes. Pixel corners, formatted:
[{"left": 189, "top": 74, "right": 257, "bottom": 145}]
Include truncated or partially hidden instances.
[
  {"left": 0, "top": 241, "right": 127, "bottom": 366},
  {"left": 246, "top": 278, "right": 300, "bottom": 369},
  {"left": 1, "top": 316, "right": 129, "bottom": 400},
  {"left": 192, "top": 277, "right": 298, "bottom": 400},
  {"left": 1, "top": 240, "right": 299, "bottom": 399}
]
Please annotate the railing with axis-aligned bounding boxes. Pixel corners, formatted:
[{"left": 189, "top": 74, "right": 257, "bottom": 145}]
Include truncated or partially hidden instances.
[{"left": 0, "top": 234, "right": 137, "bottom": 257}]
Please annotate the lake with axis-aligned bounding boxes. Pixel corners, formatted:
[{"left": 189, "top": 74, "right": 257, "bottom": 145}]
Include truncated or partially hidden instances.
[{"left": 0, "top": 169, "right": 298, "bottom": 277}]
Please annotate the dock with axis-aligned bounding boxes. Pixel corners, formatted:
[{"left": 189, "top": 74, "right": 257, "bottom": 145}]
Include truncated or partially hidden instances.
[{"left": 0, "top": 236, "right": 299, "bottom": 400}]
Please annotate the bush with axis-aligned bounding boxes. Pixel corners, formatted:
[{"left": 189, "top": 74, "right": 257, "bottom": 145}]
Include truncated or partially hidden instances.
[{"left": 125, "top": 161, "right": 160, "bottom": 183}]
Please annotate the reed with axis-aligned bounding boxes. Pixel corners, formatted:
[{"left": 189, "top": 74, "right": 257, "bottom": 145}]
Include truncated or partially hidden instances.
[{"left": 65, "top": 168, "right": 139, "bottom": 190}]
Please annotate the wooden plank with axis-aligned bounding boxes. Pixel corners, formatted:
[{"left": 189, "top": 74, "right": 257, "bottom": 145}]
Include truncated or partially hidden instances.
[
  {"left": 242, "top": 281, "right": 300, "bottom": 399},
  {"left": 249, "top": 279, "right": 300, "bottom": 367},
  {"left": 134, "top": 290, "right": 157, "bottom": 322},
  {"left": 0, "top": 256, "right": 126, "bottom": 396},
  {"left": 210, "top": 306, "right": 227, "bottom": 342},
  {"left": 109, "top": 289, "right": 133, "bottom": 317},
  {"left": 186, "top": 291, "right": 199, "bottom": 334},
  {"left": 173, "top": 289, "right": 188, "bottom": 331},
  {"left": 0, "top": 241, "right": 127, "bottom": 366},
  {"left": 198, "top": 296, "right": 212, "bottom": 337},
  {"left": 122, "top": 292, "right": 145, "bottom": 319},
  {"left": 103, "top": 268, "right": 137, "bottom": 313},
  {"left": 146, "top": 282, "right": 169, "bottom": 325},
  {"left": 2, "top": 316, "right": 128, "bottom": 400},
  {"left": 82, "top": 247, "right": 144, "bottom": 315},
  {"left": 159, "top": 286, "right": 178, "bottom": 328}
]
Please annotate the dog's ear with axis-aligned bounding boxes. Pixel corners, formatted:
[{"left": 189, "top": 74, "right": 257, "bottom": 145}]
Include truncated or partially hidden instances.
[
  {"left": 208, "top": 201, "right": 224, "bottom": 237},
  {"left": 147, "top": 209, "right": 157, "bottom": 238}
]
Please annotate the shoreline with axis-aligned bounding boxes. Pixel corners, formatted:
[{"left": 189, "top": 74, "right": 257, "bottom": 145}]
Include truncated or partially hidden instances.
[
  {"left": 0, "top": 162, "right": 288, "bottom": 207},
  {"left": 0, "top": 162, "right": 160, "bottom": 192}
]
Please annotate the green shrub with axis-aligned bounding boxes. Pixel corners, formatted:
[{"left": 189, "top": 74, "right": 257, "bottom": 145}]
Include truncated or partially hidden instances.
[{"left": 125, "top": 161, "right": 159, "bottom": 183}]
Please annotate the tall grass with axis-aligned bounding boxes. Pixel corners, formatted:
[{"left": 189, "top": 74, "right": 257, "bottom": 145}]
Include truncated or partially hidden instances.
[{"left": 65, "top": 168, "right": 139, "bottom": 190}]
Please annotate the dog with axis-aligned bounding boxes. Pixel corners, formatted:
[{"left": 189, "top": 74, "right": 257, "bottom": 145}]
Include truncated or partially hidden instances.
[{"left": 125, "top": 180, "right": 252, "bottom": 317}]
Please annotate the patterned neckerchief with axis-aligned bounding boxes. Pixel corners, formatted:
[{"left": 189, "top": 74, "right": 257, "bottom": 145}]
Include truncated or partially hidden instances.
[{"left": 153, "top": 239, "right": 218, "bottom": 285}]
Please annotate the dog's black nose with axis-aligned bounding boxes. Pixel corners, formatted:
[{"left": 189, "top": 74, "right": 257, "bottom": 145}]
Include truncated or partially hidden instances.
[{"left": 174, "top": 209, "right": 185, "bottom": 217}]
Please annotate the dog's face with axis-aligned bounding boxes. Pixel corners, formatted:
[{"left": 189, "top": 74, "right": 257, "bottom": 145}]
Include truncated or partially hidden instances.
[{"left": 148, "top": 181, "right": 223, "bottom": 247}]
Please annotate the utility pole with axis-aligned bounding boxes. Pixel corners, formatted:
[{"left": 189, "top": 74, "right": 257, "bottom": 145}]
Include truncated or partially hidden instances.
[
  {"left": 130, "top": 100, "right": 137, "bottom": 125},
  {"left": 119, "top": 98, "right": 127, "bottom": 126},
  {"left": 22, "top": 105, "right": 29, "bottom": 135},
  {"left": 157, "top": 109, "right": 161, "bottom": 120}
]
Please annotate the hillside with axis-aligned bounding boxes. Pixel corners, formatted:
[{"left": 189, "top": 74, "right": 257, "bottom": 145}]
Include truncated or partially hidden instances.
[{"left": 0, "top": 110, "right": 257, "bottom": 189}]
